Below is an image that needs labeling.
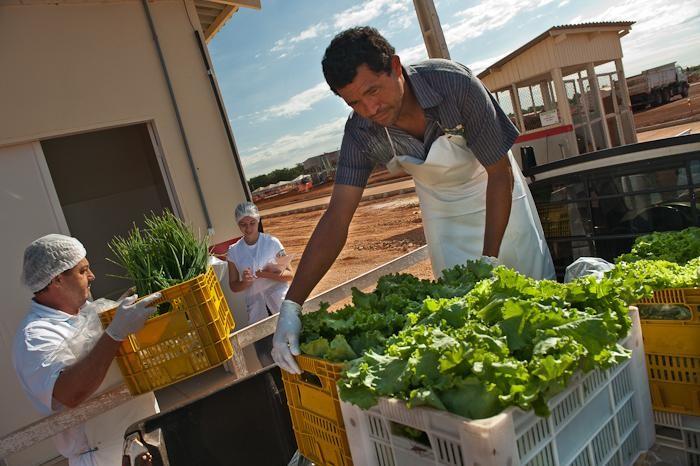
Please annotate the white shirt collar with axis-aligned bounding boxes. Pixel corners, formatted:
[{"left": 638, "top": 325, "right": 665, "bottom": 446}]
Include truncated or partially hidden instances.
[{"left": 29, "top": 299, "right": 84, "bottom": 322}]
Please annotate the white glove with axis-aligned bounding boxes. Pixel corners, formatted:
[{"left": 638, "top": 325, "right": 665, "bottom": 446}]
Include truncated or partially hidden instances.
[
  {"left": 480, "top": 255, "right": 500, "bottom": 267},
  {"left": 271, "top": 300, "right": 302, "bottom": 374},
  {"left": 105, "top": 293, "right": 162, "bottom": 342}
]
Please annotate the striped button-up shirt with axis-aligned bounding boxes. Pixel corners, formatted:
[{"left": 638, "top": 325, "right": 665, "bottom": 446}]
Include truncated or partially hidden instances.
[{"left": 335, "top": 59, "right": 519, "bottom": 187}]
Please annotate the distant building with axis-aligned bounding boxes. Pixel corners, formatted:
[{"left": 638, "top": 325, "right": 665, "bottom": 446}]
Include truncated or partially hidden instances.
[
  {"left": 303, "top": 150, "right": 339, "bottom": 184},
  {"left": 478, "top": 21, "right": 637, "bottom": 167},
  {"left": 251, "top": 174, "right": 312, "bottom": 201},
  {"left": 303, "top": 150, "right": 339, "bottom": 172}
]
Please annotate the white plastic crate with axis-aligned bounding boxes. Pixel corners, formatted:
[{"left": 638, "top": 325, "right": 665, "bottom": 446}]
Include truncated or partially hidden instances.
[
  {"left": 653, "top": 410, "right": 700, "bottom": 466},
  {"left": 339, "top": 310, "right": 654, "bottom": 466}
]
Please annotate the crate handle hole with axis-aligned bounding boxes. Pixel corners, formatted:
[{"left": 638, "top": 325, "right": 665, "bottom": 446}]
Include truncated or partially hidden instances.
[
  {"left": 638, "top": 303, "right": 692, "bottom": 321},
  {"left": 155, "top": 301, "right": 172, "bottom": 315},
  {"left": 390, "top": 421, "right": 431, "bottom": 448},
  {"left": 300, "top": 372, "right": 323, "bottom": 388}
]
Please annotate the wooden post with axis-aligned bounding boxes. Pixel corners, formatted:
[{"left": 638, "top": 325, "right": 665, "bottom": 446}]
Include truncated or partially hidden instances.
[
  {"left": 614, "top": 59, "right": 633, "bottom": 108},
  {"left": 550, "top": 67, "right": 578, "bottom": 155},
  {"left": 510, "top": 84, "right": 525, "bottom": 132},
  {"left": 615, "top": 58, "right": 638, "bottom": 143},
  {"left": 587, "top": 63, "right": 612, "bottom": 149},
  {"left": 540, "top": 81, "right": 553, "bottom": 111},
  {"left": 579, "top": 76, "right": 597, "bottom": 152},
  {"left": 551, "top": 68, "right": 573, "bottom": 125},
  {"left": 528, "top": 85, "right": 536, "bottom": 114},
  {"left": 412, "top": 0, "right": 450, "bottom": 59},
  {"left": 608, "top": 73, "right": 626, "bottom": 145}
]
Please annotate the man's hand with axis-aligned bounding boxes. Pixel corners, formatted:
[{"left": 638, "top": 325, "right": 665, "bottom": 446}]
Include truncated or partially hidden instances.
[
  {"left": 105, "top": 293, "right": 162, "bottom": 342},
  {"left": 271, "top": 300, "right": 302, "bottom": 374}
]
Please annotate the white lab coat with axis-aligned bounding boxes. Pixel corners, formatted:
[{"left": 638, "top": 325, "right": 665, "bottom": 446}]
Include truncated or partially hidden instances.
[
  {"left": 227, "top": 233, "right": 290, "bottom": 324},
  {"left": 12, "top": 300, "right": 158, "bottom": 465},
  {"left": 386, "top": 130, "right": 555, "bottom": 279}
]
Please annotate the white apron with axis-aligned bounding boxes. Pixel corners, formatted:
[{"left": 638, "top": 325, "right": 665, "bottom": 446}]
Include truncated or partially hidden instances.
[
  {"left": 385, "top": 129, "right": 555, "bottom": 279},
  {"left": 55, "top": 300, "right": 158, "bottom": 466},
  {"left": 227, "top": 234, "right": 289, "bottom": 324}
]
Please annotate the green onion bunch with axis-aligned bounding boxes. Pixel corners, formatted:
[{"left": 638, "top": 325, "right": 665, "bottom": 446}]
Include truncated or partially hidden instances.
[{"left": 109, "top": 211, "right": 209, "bottom": 298}]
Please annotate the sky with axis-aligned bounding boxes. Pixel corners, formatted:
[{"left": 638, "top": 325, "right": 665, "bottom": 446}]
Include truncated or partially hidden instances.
[{"left": 208, "top": 0, "right": 700, "bottom": 178}]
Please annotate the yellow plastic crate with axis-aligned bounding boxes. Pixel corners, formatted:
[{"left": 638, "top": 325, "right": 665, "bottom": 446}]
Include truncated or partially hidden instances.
[
  {"left": 281, "top": 355, "right": 353, "bottom": 466},
  {"left": 99, "top": 267, "right": 235, "bottom": 395},
  {"left": 638, "top": 288, "right": 700, "bottom": 415}
]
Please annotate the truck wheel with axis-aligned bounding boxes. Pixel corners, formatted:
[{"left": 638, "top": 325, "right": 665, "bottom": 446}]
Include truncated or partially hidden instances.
[
  {"left": 661, "top": 88, "right": 671, "bottom": 104},
  {"left": 681, "top": 83, "right": 689, "bottom": 98},
  {"left": 652, "top": 91, "right": 662, "bottom": 107}
]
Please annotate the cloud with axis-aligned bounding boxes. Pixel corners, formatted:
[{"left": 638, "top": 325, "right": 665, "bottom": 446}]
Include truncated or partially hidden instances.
[
  {"left": 468, "top": 53, "right": 508, "bottom": 74},
  {"left": 241, "top": 117, "right": 348, "bottom": 177},
  {"left": 270, "top": 0, "right": 414, "bottom": 57},
  {"left": 250, "top": 82, "right": 332, "bottom": 121},
  {"left": 399, "top": 0, "right": 698, "bottom": 77},
  {"left": 398, "top": 0, "right": 561, "bottom": 66},
  {"left": 564, "top": 0, "right": 700, "bottom": 74},
  {"left": 388, "top": 11, "right": 414, "bottom": 30},
  {"left": 292, "top": 23, "right": 329, "bottom": 43},
  {"left": 271, "top": 22, "right": 328, "bottom": 54},
  {"left": 443, "top": 0, "right": 554, "bottom": 47},
  {"left": 583, "top": 0, "right": 698, "bottom": 33},
  {"left": 398, "top": 43, "right": 429, "bottom": 65},
  {"left": 333, "top": 0, "right": 412, "bottom": 30}
]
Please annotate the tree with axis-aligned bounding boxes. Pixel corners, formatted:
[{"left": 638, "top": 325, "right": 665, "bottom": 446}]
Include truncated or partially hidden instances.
[{"left": 248, "top": 163, "right": 305, "bottom": 191}]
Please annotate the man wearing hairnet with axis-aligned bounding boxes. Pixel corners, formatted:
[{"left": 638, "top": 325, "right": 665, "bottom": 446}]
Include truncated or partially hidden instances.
[{"left": 12, "top": 234, "right": 160, "bottom": 466}]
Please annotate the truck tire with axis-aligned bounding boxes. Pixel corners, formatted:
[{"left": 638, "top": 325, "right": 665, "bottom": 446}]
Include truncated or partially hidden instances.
[
  {"left": 681, "top": 83, "right": 689, "bottom": 98},
  {"left": 652, "top": 91, "right": 662, "bottom": 107},
  {"left": 661, "top": 88, "right": 671, "bottom": 104}
]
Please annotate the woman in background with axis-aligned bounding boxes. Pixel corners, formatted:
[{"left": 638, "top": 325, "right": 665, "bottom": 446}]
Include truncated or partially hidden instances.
[{"left": 227, "top": 202, "right": 293, "bottom": 367}]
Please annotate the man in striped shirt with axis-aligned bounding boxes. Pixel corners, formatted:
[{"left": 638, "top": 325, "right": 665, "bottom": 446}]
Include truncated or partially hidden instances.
[{"left": 272, "top": 27, "right": 553, "bottom": 373}]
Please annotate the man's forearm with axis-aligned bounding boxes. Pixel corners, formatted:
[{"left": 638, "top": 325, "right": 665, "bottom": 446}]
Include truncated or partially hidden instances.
[
  {"left": 53, "top": 333, "right": 121, "bottom": 408},
  {"left": 285, "top": 212, "right": 348, "bottom": 304},
  {"left": 482, "top": 167, "right": 513, "bottom": 257}
]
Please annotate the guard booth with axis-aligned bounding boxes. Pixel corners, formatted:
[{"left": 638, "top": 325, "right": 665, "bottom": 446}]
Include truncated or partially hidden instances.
[{"left": 478, "top": 22, "right": 638, "bottom": 167}]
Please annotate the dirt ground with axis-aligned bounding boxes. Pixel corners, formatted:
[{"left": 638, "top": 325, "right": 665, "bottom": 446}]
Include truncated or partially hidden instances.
[
  {"left": 633, "top": 82, "right": 700, "bottom": 128},
  {"left": 256, "top": 169, "right": 409, "bottom": 211},
  {"left": 263, "top": 193, "right": 431, "bottom": 303}
]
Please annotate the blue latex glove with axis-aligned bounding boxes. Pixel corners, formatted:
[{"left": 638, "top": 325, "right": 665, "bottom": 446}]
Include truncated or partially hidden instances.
[{"left": 271, "top": 300, "right": 302, "bottom": 374}]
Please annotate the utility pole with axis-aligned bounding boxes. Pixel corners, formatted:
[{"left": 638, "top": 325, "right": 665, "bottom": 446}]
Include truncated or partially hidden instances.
[{"left": 412, "top": 0, "right": 450, "bottom": 59}]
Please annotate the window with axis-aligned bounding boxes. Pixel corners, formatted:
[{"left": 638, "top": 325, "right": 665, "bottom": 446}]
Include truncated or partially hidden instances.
[{"left": 530, "top": 153, "right": 699, "bottom": 278}]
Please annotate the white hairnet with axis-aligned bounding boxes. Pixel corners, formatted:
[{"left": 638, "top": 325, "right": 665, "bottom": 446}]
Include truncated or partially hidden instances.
[
  {"left": 235, "top": 202, "right": 260, "bottom": 223},
  {"left": 564, "top": 257, "right": 614, "bottom": 283},
  {"left": 22, "top": 234, "right": 87, "bottom": 293}
]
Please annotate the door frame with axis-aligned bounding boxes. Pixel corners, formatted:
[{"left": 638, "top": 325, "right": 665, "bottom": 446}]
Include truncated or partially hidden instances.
[
  {"left": 34, "top": 120, "right": 182, "bottom": 226},
  {"left": 31, "top": 141, "right": 71, "bottom": 236},
  {"left": 146, "top": 121, "right": 183, "bottom": 218}
]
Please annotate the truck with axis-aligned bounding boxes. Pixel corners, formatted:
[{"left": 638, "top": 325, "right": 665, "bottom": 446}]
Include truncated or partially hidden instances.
[{"left": 626, "top": 62, "right": 690, "bottom": 111}]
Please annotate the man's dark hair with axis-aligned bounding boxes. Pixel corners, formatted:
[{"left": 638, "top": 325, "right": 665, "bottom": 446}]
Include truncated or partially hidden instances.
[{"left": 322, "top": 26, "right": 396, "bottom": 94}]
